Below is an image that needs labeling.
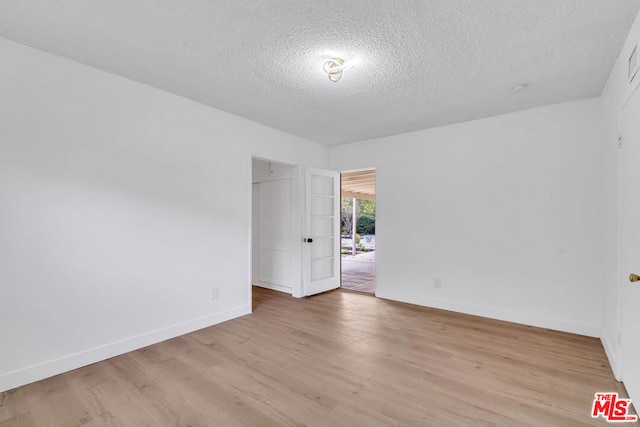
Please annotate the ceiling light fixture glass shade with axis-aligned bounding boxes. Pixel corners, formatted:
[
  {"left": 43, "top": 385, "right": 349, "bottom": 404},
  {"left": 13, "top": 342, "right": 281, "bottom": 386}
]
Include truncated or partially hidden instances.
[{"left": 323, "top": 58, "right": 350, "bottom": 82}]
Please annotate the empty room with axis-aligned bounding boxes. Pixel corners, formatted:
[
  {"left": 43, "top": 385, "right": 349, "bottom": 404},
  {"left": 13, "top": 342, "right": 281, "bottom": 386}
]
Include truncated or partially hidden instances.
[{"left": 2, "top": 1, "right": 640, "bottom": 425}]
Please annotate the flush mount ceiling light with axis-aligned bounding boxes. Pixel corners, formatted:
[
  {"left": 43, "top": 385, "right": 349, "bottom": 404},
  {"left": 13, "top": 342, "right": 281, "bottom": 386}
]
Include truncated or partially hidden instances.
[{"left": 323, "top": 58, "right": 351, "bottom": 82}]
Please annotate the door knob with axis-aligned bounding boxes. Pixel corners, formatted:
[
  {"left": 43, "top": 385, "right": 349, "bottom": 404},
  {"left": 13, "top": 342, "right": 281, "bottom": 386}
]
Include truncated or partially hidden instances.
[
  {"left": 630, "top": 273, "right": 640, "bottom": 282},
  {"left": 303, "top": 238, "right": 313, "bottom": 243}
]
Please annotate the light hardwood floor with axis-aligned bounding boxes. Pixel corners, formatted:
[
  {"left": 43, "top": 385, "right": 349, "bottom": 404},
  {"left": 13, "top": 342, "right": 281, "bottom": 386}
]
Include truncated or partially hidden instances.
[{"left": 1, "top": 287, "right": 636, "bottom": 426}]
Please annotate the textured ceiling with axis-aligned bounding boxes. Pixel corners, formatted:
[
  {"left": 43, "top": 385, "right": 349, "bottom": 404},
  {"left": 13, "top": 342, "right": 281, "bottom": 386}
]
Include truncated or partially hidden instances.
[{"left": 1, "top": 1, "right": 639, "bottom": 146}]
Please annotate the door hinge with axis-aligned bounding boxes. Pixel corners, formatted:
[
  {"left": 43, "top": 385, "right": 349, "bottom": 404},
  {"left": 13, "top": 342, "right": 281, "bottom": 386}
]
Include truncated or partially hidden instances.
[
  {"left": 618, "top": 135, "right": 623, "bottom": 149},
  {"left": 617, "top": 332, "right": 623, "bottom": 348}
]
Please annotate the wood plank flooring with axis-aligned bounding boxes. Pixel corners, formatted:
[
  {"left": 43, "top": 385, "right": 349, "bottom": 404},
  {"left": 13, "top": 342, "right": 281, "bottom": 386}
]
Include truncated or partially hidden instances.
[{"left": 1, "top": 287, "right": 635, "bottom": 426}]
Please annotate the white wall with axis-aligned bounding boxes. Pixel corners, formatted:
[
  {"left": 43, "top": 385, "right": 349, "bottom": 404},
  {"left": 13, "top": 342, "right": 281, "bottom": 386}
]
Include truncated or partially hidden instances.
[
  {"left": 0, "top": 37, "right": 328, "bottom": 392},
  {"left": 600, "top": 11, "right": 640, "bottom": 380},
  {"left": 330, "top": 98, "right": 604, "bottom": 337}
]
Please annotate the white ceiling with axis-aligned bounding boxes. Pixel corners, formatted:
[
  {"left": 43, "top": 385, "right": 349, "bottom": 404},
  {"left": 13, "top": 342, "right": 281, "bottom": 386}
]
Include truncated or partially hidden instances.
[{"left": 1, "top": 1, "right": 639, "bottom": 146}]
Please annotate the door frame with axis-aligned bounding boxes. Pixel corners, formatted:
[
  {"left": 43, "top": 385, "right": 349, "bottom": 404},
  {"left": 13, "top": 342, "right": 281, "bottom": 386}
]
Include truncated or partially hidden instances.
[
  {"left": 249, "top": 156, "right": 303, "bottom": 299},
  {"left": 337, "top": 167, "right": 378, "bottom": 295},
  {"left": 617, "top": 78, "right": 640, "bottom": 390}
]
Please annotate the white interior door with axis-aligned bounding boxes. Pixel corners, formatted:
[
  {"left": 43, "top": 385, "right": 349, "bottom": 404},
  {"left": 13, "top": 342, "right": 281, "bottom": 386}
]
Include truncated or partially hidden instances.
[
  {"left": 303, "top": 168, "right": 340, "bottom": 296},
  {"left": 621, "top": 85, "right": 640, "bottom": 402}
]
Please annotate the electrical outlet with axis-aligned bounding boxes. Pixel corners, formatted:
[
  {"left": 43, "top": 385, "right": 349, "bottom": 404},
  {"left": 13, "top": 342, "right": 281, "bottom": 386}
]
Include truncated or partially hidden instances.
[
  {"left": 434, "top": 278, "right": 442, "bottom": 289},
  {"left": 210, "top": 287, "right": 218, "bottom": 300}
]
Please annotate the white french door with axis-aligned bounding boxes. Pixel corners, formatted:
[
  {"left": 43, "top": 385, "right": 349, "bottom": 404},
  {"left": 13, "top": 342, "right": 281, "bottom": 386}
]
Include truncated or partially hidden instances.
[
  {"left": 302, "top": 168, "right": 340, "bottom": 296},
  {"left": 620, "top": 85, "right": 640, "bottom": 402}
]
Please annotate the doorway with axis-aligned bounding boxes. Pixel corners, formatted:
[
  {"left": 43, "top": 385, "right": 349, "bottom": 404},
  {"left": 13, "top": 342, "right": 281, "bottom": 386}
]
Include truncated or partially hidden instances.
[
  {"left": 340, "top": 169, "right": 376, "bottom": 294},
  {"left": 619, "top": 79, "right": 640, "bottom": 403},
  {"left": 251, "top": 158, "right": 341, "bottom": 298},
  {"left": 251, "top": 158, "right": 298, "bottom": 296}
]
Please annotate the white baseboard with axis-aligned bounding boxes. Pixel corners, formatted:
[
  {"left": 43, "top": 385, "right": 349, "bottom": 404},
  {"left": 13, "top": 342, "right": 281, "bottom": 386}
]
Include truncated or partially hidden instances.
[
  {"left": 254, "top": 281, "right": 292, "bottom": 294},
  {"left": 0, "top": 304, "right": 251, "bottom": 393},
  {"left": 375, "top": 289, "right": 600, "bottom": 338},
  {"left": 601, "top": 335, "right": 622, "bottom": 381}
]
